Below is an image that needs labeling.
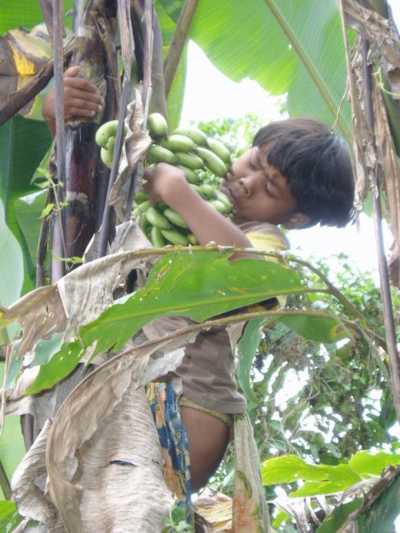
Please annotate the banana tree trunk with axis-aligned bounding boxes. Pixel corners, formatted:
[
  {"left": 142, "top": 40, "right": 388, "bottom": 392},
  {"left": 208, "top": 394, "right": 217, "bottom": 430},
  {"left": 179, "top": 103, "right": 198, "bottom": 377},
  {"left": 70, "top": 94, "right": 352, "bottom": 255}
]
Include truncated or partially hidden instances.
[{"left": 61, "top": 0, "right": 119, "bottom": 268}]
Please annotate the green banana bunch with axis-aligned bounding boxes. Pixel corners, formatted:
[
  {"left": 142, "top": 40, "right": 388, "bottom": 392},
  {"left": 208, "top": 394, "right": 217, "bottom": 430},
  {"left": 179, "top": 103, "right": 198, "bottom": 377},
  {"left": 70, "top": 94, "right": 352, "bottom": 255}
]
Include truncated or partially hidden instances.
[
  {"left": 132, "top": 183, "right": 233, "bottom": 247},
  {"left": 131, "top": 112, "right": 234, "bottom": 247}
]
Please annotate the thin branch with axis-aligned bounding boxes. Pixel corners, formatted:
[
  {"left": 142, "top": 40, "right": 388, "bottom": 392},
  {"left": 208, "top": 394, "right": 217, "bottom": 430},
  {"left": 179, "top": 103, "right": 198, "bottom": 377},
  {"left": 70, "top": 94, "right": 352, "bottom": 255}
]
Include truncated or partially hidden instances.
[
  {"left": 52, "top": 0, "right": 68, "bottom": 281},
  {"left": 264, "top": 0, "right": 352, "bottom": 144},
  {"left": 109, "top": 307, "right": 361, "bottom": 366},
  {"left": 118, "top": 0, "right": 135, "bottom": 74},
  {"left": 125, "top": 1, "right": 154, "bottom": 220},
  {"left": 142, "top": 0, "right": 154, "bottom": 122},
  {"left": 164, "top": 0, "right": 199, "bottom": 95},
  {"left": 36, "top": 190, "right": 53, "bottom": 287},
  {"left": 98, "top": 76, "right": 131, "bottom": 258},
  {"left": 39, "top": 0, "right": 54, "bottom": 39}
]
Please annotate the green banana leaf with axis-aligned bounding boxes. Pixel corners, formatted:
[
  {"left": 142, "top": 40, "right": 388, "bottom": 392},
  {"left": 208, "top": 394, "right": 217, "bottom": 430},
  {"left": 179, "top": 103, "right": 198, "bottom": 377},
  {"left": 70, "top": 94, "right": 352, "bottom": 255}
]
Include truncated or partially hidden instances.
[
  {"left": 0, "top": 1, "right": 74, "bottom": 34},
  {"left": 0, "top": 116, "right": 51, "bottom": 291},
  {"left": 188, "top": 0, "right": 352, "bottom": 141},
  {"left": 0, "top": 200, "right": 23, "bottom": 308},
  {"left": 357, "top": 474, "right": 400, "bottom": 531},
  {"left": 0, "top": 365, "right": 25, "bottom": 499}
]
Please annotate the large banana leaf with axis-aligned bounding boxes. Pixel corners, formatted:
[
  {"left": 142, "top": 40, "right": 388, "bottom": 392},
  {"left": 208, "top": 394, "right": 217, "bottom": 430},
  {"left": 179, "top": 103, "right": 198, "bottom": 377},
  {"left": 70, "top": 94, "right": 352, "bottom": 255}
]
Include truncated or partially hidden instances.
[
  {"left": 0, "top": 1, "right": 74, "bottom": 34},
  {"left": 159, "top": 0, "right": 351, "bottom": 139},
  {"left": 0, "top": 2, "right": 73, "bottom": 292},
  {"left": 0, "top": 116, "right": 51, "bottom": 291},
  {"left": 356, "top": 473, "right": 400, "bottom": 531}
]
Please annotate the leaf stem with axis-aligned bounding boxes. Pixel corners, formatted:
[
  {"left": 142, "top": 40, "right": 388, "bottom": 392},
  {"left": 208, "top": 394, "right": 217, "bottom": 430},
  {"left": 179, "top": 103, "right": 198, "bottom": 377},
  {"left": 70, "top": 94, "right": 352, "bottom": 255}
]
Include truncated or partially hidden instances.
[
  {"left": 164, "top": 0, "right": 199, "bottom": 95},
  {"left": 264, "top": 0, "right": 352, "bottom": 143}
]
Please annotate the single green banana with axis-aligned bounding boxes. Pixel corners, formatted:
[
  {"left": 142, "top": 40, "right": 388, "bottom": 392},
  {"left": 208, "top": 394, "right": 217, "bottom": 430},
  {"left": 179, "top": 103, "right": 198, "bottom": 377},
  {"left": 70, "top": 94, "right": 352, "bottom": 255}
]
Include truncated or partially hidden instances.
[
  {"left": 100, "top": 146, "right": 114, "bottom": 169},
  {"left": 148, "top": 113, "right": 168, "bottom": 138},
  {"left": 161, "top": 134, "right": 196, "bottom": 153},
  {"left": 150, "top": 226, "right": 167, "bottom": 247},
  {"left": 163, "top": 208, "right": 189, "bottom": 229},
  {"left": 95, "top": 120, "right": 119, "bottom": 147},
  {"left": 178, "top": 166, "right": 201, "bottom": 184},
  {"left": 215, "top": 190, "right": 233, "bottom": 211},
  {"left": 175, "top": 151, "right": 204, "bottom": 170},
  {"left": 195, "top": 147, "right": 227, "bottom": 177},
  {"left": 145, "top": 206, "right": 172, "bottom": 229},
  {"left": 105, "top": 135, "right": 116, "bottom": 151},
  {"left": 209, "top": 199, "right": 231, "bottom": 214},
  {"left": 132, "top": 200, "right": 152, "bottom": 221},
  {"left": 148, "top": 144, "right": 177, "bottom": 164},
  {"left": 174, "top": 127, "right": 208, "bottom": 146},
  {"left": 199, "top": 183, "right": 217, "bottom": 199},
  {"left": 134, "top": 191, "right": 150, "bottom": 204},
  {"left": 206, "top": 137, "right": 231, "bottom": 164},
  {"left": 161, "top": 229, "right": 189, "bottom": 245}
]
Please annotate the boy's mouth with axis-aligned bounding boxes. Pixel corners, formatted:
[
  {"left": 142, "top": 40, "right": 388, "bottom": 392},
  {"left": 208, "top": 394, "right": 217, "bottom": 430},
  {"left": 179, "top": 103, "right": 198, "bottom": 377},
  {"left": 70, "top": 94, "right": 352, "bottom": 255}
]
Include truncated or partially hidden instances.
[{"left": 221, "top": 181, "right": 235, "bottom": 204}]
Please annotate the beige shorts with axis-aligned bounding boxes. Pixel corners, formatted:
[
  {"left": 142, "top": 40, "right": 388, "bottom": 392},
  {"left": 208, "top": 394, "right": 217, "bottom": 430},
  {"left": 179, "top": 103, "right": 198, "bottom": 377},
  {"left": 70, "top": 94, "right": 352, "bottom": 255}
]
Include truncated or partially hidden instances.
[{"left": 179, "top": 395, "right": 233, "bottom": 427}]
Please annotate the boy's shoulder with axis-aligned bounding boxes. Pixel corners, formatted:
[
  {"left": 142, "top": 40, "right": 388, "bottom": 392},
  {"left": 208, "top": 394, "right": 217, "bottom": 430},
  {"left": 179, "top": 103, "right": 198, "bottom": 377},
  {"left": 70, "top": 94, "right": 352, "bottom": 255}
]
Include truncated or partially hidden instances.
[{"left": 238, "top": 221, "right": 289, "bottom": 252}]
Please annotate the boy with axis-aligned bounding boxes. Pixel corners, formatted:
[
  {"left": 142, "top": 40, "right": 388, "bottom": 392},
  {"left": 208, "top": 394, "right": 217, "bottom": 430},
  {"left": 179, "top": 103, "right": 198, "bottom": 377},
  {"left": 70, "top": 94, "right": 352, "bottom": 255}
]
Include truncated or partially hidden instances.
[
  {"left": 143, "top": 119, "right": 354, "bottom": 493},
  {"left": 42, "top": 68, "right": 355, "bottom": 509}
]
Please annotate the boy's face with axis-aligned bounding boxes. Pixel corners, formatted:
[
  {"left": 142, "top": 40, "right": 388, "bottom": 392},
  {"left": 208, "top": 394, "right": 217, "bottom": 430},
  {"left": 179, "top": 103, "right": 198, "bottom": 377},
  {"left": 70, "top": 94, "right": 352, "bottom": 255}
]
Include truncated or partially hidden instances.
[{"left": 222, "top": 145, "right": 298, "bottom": 225}]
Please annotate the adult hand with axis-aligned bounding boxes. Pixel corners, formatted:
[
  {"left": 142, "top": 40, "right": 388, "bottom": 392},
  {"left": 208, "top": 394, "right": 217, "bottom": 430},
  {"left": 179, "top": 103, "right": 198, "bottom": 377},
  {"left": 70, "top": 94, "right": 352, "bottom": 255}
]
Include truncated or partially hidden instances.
[{"left": 42, "top": 66, "right": 103, "bottom": 131}]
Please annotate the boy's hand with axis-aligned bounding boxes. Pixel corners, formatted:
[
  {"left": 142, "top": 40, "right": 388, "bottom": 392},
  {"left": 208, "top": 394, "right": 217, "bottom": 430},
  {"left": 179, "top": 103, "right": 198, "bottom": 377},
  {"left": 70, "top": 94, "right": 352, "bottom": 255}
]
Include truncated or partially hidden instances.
[
  {"left": 144, "top": 163, "right": 188, "bottom": 204},
  {"left": 42, "top": 66, "right": 103, "bottom": 130}
]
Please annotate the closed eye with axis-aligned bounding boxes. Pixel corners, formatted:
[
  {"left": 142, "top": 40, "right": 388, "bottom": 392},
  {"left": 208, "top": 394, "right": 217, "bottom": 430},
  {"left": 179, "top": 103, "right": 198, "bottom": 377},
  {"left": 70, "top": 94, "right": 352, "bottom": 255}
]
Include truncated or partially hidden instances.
[{"left": 265, "top": 177, "right": 279, "bottom": 198}]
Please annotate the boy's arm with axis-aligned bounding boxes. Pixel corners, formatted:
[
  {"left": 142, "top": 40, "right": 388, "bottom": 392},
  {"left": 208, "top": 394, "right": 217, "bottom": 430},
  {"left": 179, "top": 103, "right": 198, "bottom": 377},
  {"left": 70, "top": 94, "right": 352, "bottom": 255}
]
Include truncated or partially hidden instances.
[
  {"left": 145, "top": 163, "right": 252, "bottom": 248},
  {"left": 42, "top": 66, "right": 103, "bottom": 137}
]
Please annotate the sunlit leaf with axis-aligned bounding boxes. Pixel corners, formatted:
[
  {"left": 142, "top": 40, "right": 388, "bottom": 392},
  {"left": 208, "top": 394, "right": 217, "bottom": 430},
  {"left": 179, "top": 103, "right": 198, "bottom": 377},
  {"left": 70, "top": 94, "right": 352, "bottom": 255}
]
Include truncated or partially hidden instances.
[
  {"left": 281, "top": 313, "right": 349, "bottom": 343},
  {"left": 0, "top": 500, "right": 22, "bottom": 532},
  {"left": 349, "top": 450, "right": 400, "bottom": 478},
  {"left": 262, "top": 454, "right": 361, "bottom": 493},
  {"left": 291, "top": 475, "right": 359, "bottom": 496}
]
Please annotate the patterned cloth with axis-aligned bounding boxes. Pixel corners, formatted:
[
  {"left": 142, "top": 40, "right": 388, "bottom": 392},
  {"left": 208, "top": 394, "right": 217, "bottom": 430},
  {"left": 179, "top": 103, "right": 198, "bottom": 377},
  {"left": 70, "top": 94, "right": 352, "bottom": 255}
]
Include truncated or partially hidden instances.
[
  {"left": 147, "top": 382, "right": 194, "bottom": 525},
  {"left": 147, "top": 383, "right": 271, "bottom": 532}
]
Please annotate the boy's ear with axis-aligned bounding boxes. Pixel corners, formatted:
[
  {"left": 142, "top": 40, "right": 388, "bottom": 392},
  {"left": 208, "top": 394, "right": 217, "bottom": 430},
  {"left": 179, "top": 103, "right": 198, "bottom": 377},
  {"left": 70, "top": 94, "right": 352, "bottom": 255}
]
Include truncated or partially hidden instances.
[{"left": 284, "top": 212, "right": 312, "bottom": 229}]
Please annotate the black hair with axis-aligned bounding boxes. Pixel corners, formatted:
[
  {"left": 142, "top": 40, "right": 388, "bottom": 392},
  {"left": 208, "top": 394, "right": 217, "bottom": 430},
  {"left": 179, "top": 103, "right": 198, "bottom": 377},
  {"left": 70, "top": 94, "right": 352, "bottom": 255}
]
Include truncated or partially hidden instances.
[{"left": 253, "top": 118, "right": 355, "bottom": 227}]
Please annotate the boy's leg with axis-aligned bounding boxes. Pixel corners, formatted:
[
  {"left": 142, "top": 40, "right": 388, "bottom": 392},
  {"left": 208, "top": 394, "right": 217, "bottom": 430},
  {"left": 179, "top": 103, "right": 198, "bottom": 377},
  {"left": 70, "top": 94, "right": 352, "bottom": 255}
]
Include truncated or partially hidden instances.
[{"left": 180, "top": 406, "right": 231, "bottom": 491}]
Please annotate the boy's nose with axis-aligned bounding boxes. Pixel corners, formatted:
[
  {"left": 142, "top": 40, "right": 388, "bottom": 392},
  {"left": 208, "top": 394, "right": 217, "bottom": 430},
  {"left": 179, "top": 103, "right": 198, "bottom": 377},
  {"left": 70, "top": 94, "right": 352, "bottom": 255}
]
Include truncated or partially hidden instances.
[
  {"left": 239, "top": 174, "right": 259, "bottom": 197},
  {"left": 239, "top": 176, "right": 254, "bottom": 197}
]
